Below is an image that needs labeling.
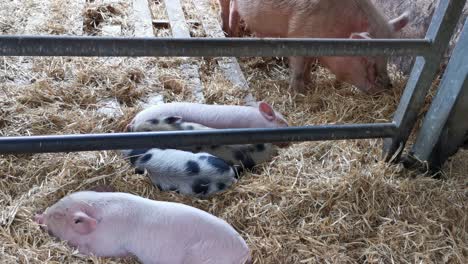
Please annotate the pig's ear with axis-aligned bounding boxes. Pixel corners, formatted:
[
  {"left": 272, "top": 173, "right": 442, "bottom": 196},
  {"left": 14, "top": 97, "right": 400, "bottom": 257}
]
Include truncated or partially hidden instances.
[
  {"left": 163, "top": 116, "right": 183, "bottom": 124},
  {"left": 390, "top": 12, "right": 409, "bottom": 32},
  {"left": 258, "top": 102, "right": 276, "bottom": 121},
  {"left": 71, "top": 211, "right": 97, "bottom": 235}
]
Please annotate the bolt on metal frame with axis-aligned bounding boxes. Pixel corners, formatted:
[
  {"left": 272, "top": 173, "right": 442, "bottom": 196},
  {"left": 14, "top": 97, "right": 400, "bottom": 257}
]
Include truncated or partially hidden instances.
[
  {"left": 0, "top": 0, "right": 466, "bottom": 160},
  {"left": 406, "top": 18, "right": 468, "bottom": 170}
]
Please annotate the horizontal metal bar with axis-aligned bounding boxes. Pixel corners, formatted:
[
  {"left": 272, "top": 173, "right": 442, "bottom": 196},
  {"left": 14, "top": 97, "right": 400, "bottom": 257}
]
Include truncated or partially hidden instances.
[
  {"left": 0, "top": 35, "right": 432, "bottom": 57},
  {"left": 0, "top": 123, "right": 397, "bottom": 154}
]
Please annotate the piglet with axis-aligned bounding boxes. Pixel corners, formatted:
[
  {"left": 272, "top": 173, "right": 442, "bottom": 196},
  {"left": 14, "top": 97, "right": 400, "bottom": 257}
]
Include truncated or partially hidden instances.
[
  {"left": 121, "top": 148, "right": 238, "bottom": 197},
  {"left": 127, "top": 115, "right": 278, "bottom": 171},
  {"left": 34, "top": 191, "right": 251, "bottom": 264},
  {"left": 126, "top": 101, "right": 288, "bottom": 131}
]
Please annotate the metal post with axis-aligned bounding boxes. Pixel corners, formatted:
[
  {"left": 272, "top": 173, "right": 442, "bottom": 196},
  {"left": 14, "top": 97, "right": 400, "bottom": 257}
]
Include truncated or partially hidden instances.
[
  {"left": 382, "top": 0, "right": 467, "bottom": 162},
  {"left": 408, "top": 19, "right": 468, "bottom": 169}
]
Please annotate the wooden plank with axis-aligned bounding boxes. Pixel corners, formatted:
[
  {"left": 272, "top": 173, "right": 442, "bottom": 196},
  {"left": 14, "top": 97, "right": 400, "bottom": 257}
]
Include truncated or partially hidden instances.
[
  {"left": 133, "top": 0, "right": 155, "bottom": 37},
  {"left": 164, "top": 0, "right": 205, "bottom": 103},
  {"left": 132, "top": 0, "right": 164, "bottom": 107},
  {"left": 192, "top": 0, "right": 255, "bottom": 105},
  {"left": 165, "top": 0, "right": 191, "bottom": 37}
]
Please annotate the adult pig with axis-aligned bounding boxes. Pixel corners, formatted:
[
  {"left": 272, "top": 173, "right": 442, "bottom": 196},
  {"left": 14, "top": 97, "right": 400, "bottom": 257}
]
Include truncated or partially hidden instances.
[
  {"left": 34, "top": 191, "right": 252, "bottom": 264},
  {"left": 228, "top": 0, "right": 409, "bottom": 94},
  {"left": 371, "top": 0, "right": 468, "bottom": 74},
  {"left": 126, "top": 101, "right": 289, "bottom": 131}
]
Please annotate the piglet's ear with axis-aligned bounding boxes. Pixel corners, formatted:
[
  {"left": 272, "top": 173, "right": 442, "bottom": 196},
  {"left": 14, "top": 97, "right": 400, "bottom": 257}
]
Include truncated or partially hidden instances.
[
  {"left": 258, "top": 102, "right": 276, "bottom": 121},
  {"left": 164, "top": 116, "right": 183, "bottom": 124},
  {"left": 390, "top": 12, "right": 409, "bottom": 32},
  {"left": 71, "top": 211, "right": 97, "bottom": 235}
]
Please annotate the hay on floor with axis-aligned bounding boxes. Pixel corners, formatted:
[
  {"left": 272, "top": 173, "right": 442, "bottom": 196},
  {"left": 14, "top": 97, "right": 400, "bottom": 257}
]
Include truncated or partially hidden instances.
[{"left": 0, "top": 0, "right": 466, "bottom": 263}]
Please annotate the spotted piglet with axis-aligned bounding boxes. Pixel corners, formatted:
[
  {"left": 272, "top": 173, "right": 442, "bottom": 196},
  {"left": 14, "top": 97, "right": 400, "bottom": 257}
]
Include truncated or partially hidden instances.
[
  {"left": 127, "top": 116, "right": 278, "bottom": 172},
  {"left": 121, "top": 148, "right": 237, "bottom": 197}
]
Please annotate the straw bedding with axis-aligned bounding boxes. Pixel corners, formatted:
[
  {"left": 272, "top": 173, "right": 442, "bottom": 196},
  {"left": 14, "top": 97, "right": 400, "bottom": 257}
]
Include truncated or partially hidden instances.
[{"left": 0, "top": 0, "right": 466, "bottom": 263}]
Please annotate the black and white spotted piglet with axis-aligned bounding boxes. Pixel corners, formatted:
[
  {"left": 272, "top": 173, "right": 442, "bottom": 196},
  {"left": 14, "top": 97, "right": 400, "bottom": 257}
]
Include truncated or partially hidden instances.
[
  {"left": 126, "top": 116, "right": 278, "bottom": 172},
  {"left": 121, "top": 148, "right": 237, "bottom": 197}
]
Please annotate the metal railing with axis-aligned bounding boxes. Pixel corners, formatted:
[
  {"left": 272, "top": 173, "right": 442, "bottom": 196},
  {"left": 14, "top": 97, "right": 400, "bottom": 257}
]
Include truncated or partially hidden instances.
[{"left": 0, "top": 0, "right": 466, "bottom": 164}]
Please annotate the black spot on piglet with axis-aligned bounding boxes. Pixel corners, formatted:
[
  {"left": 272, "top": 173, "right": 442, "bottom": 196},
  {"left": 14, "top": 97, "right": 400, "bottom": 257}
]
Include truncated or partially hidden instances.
[
  {"left": 255, "top": 144, "right": 266, "bottom": 152},
  {"left": 140, "top": 153, "right": 152, "bottom": 163},
  {"left": 207, "top": 156, "right": 231, "bottom": 173},
  {"left": 128, "top": 149, "right": 150, "bottom": 165},
  {"left": 135, "top": 168, "right": 145, "bottom": 174},
  {"left": 148, "top": 119, "right": 159, "bottom": 125},
  {"left": 234, "top": 150, "right": 245, "bottom": 161},
  {"left": 241, "top": 156, "right": 256, "bottom": 169},
  {"left": 192, "top": 178, "right": 211, "bottom": 195},
  {"left": 186, "top": 160, "right": 200, "bottom": 175},
  {"left": 234, "top": 150, "right": 255, "bottom": 169},
  {"left": 217, "top": 182, "right": 226, "bottom": 191}
]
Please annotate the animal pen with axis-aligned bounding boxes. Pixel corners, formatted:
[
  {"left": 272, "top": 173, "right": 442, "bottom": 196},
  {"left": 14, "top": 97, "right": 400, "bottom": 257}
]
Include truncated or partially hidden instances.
[
  {"left": 0, "top": 0, "right": 467, "bottom": 169},
  {"left": 0, "top": 0, "right": 467, "bottom": 263}
]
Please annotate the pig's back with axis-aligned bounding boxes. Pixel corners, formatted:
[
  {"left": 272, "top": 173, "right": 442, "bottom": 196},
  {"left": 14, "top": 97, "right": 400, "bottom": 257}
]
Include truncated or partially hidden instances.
[{"left": 138, "top": 199, "right": 250, "bottom": 263}]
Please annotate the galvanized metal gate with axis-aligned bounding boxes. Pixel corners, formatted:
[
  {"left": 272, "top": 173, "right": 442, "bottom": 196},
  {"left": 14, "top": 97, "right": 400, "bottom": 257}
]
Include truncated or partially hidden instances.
[{"left": 0, "top": 0, "right": 467, "bottom": 170}]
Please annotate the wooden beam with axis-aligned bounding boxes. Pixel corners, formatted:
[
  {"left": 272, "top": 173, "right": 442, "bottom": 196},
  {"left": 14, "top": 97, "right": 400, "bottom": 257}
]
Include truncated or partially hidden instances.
[
  {"left": 164, "top": 0, "right": 205, "bottom": 103},
  {"left": 132, "top": 0, "right": 164, "bottom": 107},
  {"left": 133, "top": 0, "right": 155, "bottom": 37},
  {"left": 192, "top": 0, "right": 255, "bottom": 105}
]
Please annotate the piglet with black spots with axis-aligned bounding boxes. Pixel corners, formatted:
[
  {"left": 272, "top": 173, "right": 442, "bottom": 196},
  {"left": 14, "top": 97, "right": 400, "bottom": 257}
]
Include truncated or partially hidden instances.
[
  {"left": 34, "top": 191, "right": 252, "bottom": 264},
  {"left": 121, "top": 148, "right": 237, "bottom": 197},
  {"left": 127, "top": 116, "right": 278, "bottom": 171},
  {"left": 126, "top": 101, "right": 289, "bottom": 131}
]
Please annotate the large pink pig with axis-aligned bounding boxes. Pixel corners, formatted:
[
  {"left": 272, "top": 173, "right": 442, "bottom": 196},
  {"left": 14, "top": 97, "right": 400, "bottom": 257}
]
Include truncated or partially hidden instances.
[
  {"left": 227, "top": 0, "right": 409, "bottom": 94},
  {"left": 34, "top": 191, "right": 252, "bottom": 264}
]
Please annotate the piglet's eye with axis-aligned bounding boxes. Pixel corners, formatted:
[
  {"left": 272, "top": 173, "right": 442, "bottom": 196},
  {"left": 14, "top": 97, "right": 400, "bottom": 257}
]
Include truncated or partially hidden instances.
[{"left": 74, "top": 219, "right": 82, "bottom": 224}]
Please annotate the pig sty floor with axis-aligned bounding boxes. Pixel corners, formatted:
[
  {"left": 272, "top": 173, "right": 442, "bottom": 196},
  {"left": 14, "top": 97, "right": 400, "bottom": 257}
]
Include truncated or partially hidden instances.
[{"left": 0, "top": 0, "right": 467, "bottom": 263}]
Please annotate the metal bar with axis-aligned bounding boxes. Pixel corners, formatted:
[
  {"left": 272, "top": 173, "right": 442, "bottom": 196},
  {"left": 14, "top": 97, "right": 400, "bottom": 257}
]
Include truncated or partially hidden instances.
[
  {"left": 0, "top": 36, "right": 431, "bottom": 57},
  {"left": 0, "top": 123, "right": 397, "bottom": 154},
  {"left": 382, "top": 0, "right": 467, "bottom": 161},
  {"left": 410, "top": 19, "right": 468, "bottom": 163}
]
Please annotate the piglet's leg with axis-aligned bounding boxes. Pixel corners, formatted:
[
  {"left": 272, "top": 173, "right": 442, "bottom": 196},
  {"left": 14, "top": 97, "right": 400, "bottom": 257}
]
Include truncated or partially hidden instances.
[{"left": 288, "top": 56, "right": 307, "bottom": 93}]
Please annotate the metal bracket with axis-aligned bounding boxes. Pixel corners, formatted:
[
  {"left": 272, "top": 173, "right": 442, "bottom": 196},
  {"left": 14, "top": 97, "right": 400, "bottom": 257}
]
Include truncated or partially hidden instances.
[{"left": 406, "top": 19, "right": 468, "bottom": 171}]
